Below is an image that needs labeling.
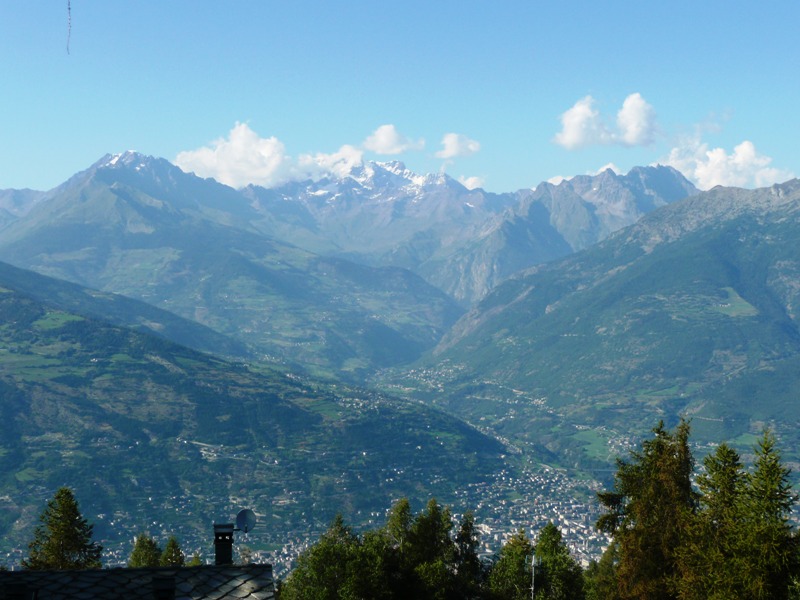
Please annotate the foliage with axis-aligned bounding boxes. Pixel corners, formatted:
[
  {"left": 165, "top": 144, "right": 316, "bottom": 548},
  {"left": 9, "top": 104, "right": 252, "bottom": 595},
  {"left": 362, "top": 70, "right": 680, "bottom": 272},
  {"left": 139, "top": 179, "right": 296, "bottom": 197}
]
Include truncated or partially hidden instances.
[
  {"left": 279, "top": 514, "right": 361, "bottom": 600},
  {"left": 740, "top": 431, "right": 798, "bottom": 599},
  {"left": 677, "top": 442, "right": 747, "bottom": 599},
  {"left": 454, "top": 511, "right": 485, "bottom": 598},
  {"left": 22, "top": 487, "right": 102, "bottom": 570},
  {"left": 160, "top": 535, "right": 185, "bottom": 567},
  {"left": 187, "top": 552, "right": 202, "bottom": 567},
  {"left": 583, "top": 541, "right": 619, "bottom": 600},
  {"left": 281, "top": 498, "right": 488, "bottom": 600},
  {"left": 487, "top": 529, "right": 532, "bottom": 600},
  {"left": 533, "top": 522, "right": 585, "bottom": 599},
  {"left": 597, "top": 419, "right": 696, "bottom": 600},
  {"left": 599, "top": 423, "right": 800, "bottom": 600},
  {"left": 128, "top": 533, "right": 161, "bottom": 568}
]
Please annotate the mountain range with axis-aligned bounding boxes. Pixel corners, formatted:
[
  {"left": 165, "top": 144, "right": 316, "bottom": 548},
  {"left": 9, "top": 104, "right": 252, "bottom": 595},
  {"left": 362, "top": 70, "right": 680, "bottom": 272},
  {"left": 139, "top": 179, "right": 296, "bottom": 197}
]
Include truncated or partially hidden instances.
[
  {"left": 0, "top": 153, "right": 464, "bottom": 379},
  {"left": 243, "top": 160, "right": 696, "bottom": 305},
  {"left": 389, "top": 178, "right": 800, "bottom": 469},
  {"left": 2, "top": 151, "right": 798, "bottom": 565},
  {"left": 0, "top": 152, "right": 696, "bottom": 379}
]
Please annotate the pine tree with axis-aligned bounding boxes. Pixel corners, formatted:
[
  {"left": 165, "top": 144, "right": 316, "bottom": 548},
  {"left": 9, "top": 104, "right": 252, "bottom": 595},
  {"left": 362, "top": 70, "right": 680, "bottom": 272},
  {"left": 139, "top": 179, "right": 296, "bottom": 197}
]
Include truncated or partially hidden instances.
[
  {"left": 386, "top": 497, "right": 412, "bottom": 552},
  {"left": 454, "top": 511, "right": 484, "bottom": 598},
  {"left": 597, "top": 419, "right": 696, "bottom": 600},
  {"left": 188, "top": 552, "right": 203, "bottom": 567},
  {"left": 533, "top": 522, "right": 585, "bottom": 599},
  {"left": 488, "top": 529, "right": 533, "bottom": 600},
  {"left": 22, "top": 487, "right": 102, "bottom": 570},
  {"left": 584, "top": 541, "right": 619, "bottom": 600},
  {"left": 128, "top": 533, "right": 162, "bottom": 568},
  {"left": 678, "top": 442, "right": 747, "bottom": 599},
  {"left": 405, "top": 498, "right": 456, "bottom": 598},
  {"left": 160, "top": 535, "right": 185, "bottom": 567},
  {"left": 740, "top": 430, "right": 798, "bottom": 599},
  {"left": 280, "top": 514, "right": 361, "bottom": 600}
]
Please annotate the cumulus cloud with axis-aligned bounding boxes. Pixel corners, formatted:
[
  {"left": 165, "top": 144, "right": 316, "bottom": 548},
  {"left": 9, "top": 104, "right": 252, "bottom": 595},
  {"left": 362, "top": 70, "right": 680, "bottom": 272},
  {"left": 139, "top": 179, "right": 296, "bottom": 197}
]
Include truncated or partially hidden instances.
[
  {"left": 176, "top": 122, "right": 489, "bottom": 189},
  {"left": 297, "top": 144, "right": 364, "bottom": 180},
  {"left": 665, "top": 136, "right": 794, "bottom": 189},
  {"left": 175, "top": 122, "right": 294, "bottom": 188},
  {"left": 363, "top": 124, "right": 424, "bottom": 155},
  {"left": 458, "top": 175, "right": 485, "bottom": 190},
  {"left": 616, "top": 93, "right": 656, "bottom": 146},
  {"left": 553, "top": 93, "right": 657, "bottom": 149},
  {"left": 436, "top": 133, "right": 481, "bottom": 159},
  {"left": 553, "top": 96, "right": 610, "bottom": 149},
  {"left": 176, "top": 123, "right": 366, "bottom": 188}
]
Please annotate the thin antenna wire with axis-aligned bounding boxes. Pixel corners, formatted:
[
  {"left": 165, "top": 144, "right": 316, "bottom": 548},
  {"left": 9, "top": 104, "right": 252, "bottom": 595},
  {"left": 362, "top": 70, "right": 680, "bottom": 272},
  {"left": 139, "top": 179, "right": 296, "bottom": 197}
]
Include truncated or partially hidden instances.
[{"left": 67, "top": 0, "right": 72, "bottom": 54}]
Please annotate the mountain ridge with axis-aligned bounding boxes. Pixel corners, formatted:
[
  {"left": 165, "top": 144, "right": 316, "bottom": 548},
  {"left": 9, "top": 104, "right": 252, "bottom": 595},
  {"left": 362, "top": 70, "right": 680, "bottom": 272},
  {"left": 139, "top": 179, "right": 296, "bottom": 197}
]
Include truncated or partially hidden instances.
[
  {"left": 0, "top": 154, "right": 464, "bottom": 379},
  {"left": 242, "top": 160, "right": 697, "bottom": 304},
  {"left": 0, "top": 269, "right": 505, "bottom": 563},
  {"left": 392, "top": 178, "right": 800, "bottom": 469}
]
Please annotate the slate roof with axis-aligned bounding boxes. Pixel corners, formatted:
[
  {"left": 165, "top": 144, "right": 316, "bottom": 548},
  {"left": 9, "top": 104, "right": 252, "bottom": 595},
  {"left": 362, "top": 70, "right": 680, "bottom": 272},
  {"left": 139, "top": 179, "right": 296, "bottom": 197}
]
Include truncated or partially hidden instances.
[{"left": 0, "top": 564, "right": 274, "bottom": 599}]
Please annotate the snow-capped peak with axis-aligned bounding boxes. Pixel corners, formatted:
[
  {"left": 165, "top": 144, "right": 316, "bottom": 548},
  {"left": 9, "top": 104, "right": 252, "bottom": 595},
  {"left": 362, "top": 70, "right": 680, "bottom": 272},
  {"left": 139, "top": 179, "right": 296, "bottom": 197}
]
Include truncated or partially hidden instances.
[
  {"left": 373, "top": 161, "right": 428, "bottom": 187},
  {"left": 103, "top": 150, "right": 140, "bottom": 167}
]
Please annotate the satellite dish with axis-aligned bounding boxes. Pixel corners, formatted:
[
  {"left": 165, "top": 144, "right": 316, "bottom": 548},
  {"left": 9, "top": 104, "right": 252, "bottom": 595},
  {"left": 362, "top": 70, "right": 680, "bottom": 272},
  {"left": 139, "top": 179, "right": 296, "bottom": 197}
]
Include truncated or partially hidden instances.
[{"left": 236, "top": 509, "right": 257, "bottom": 533}]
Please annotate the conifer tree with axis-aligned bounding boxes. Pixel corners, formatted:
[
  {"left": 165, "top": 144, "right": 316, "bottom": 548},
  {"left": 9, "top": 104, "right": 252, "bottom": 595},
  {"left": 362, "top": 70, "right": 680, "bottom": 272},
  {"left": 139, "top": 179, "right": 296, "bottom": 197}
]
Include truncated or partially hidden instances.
[
  {"left": 22, "top": 487, "right": 102, "bottom": 570},
  {"left": 597, "top": 419, "right": 696, "bottom": 600},
  {"left": 405, "top": 498, "right": 456, "bottom": 597},
  {"left": 488, "top": 529, "right": 533, "bottom": 600},
  {"left": 454, "top": 511, "right": 484, "bottom": 598},
  {"left": 533, "top": 522, "right": 585, "bottom": 599},
  {"left": 678, "top": 442, "right": 747, "bottom": 599},
  {"left": 280, "top": 514, "right": 361, "bottom": 600},
  {"left": 740, "top": 430, "right": 798, "bottom": 599},
  {"left": 128, "top": 533, "right": 162, "bottom": 568},
  {"left": 386, "top": 497, "right": 412, "bottom": 552},
  {"left": 584, "top": 541, "right": 619, "bottom": 600},
  {"left": 160, "top": 535, "right": 185, "bottom": 567}
]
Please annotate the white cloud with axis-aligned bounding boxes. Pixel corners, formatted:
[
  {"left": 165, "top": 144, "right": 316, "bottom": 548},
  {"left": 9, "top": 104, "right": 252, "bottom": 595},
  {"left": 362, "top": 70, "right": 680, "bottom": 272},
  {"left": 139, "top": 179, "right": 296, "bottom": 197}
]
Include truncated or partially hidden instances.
[
  {"left": 436, "top": 133, "right": 481, "bottom": 159},
  {"left": 665, "top": 136, "right": 794, "bottom": 189},
  {"left": 553, "top": 93, "right": 657, "bottom": 149},
  {"left": 458, "top": 175, "right": 485, "bottom": 190},
  {"left": 553, "top": 96, "right": 610, "bottom": 150},
  {"left": 176, "top": 123, "right": 366, "bottom": 188},
  {"left": 175, "top": 122, "right": 294, "bottom": 188},
  {"left": 363, "top": 124, "right": 424, "bottom": 155},
  {"left": 546, "top": 175, "right": 568, "bottom": 186},
  {"left": 616, "top": 93, "right": 656, "bottom": 146},
  {"left": 297, "top": 144, "right": 364, "bottom": 180}
]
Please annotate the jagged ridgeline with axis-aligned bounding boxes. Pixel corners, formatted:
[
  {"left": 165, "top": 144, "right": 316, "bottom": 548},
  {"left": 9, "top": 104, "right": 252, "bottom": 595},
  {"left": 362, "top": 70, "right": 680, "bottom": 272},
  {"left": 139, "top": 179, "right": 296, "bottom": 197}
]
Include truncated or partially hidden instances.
[
  {"left": 0, "top": 267, "right": 504, "bottom": 559},
  {"left": 0, "top": 153, "right": 465, "bottom": 380},
  {"left": 0, "top": 153, "right": 696, "bottom": 383},
  {"left": 396, "top": 179, "right": 800, "bottom": 467}
]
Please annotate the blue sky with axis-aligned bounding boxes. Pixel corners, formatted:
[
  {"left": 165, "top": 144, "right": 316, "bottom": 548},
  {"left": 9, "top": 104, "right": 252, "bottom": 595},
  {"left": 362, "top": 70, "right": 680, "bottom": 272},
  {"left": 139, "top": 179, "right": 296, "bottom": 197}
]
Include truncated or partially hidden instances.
[{"left": 2, "top": 1, "right": 798, "bottom": 192}]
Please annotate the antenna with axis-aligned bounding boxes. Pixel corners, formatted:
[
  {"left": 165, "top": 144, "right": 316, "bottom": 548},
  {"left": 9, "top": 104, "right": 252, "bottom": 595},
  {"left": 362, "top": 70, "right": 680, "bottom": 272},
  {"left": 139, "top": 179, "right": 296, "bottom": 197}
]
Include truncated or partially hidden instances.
[{"left": 235, "top": 508, "right": 257, "bottom": 534}]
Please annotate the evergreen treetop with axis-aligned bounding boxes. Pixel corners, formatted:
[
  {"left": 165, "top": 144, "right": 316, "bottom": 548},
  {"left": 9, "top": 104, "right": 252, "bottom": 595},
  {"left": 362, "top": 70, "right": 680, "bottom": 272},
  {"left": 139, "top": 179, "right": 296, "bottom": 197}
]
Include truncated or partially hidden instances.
[
  {"left": 128, "top": 533, "right": 161, "bottom": 568},
  {"left": 22, "top": 487, "right": 102, "bottom": 570}
]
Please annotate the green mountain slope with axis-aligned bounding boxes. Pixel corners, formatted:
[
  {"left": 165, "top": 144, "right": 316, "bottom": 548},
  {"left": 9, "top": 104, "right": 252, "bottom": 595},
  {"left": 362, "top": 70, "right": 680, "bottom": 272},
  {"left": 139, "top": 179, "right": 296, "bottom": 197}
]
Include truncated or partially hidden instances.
[
  {"left": 0, "top": 281, "right": 503, "bottom": 563},
  {"left": 0, "top": 153, "right": 463, "bottom": 379},
  {"left": 385, "top": 179, "right": 800, "bottom": 467},
  {"left": 0, "top": 260, "right": 247, "bottom": 358}
]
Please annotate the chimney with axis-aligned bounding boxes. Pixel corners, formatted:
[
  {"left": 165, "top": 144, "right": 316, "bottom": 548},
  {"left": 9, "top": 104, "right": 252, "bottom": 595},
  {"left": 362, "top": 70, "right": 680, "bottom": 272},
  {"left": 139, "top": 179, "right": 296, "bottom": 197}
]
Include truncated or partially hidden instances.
[
  {"left": 214, "top": 523, "right": 235, "bottom": 565},
  {"left": 152, "top": 575, "right": 175, "bottom": 600}
]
